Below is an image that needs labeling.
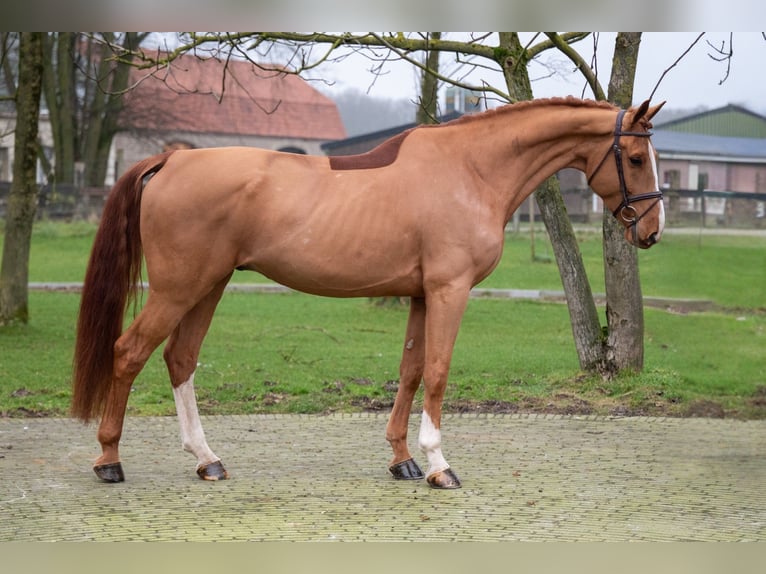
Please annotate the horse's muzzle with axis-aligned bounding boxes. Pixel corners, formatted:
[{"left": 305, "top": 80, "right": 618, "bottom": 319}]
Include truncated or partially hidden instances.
[{"left": 638, "top": 231, "right": 660, "bottom": 249}]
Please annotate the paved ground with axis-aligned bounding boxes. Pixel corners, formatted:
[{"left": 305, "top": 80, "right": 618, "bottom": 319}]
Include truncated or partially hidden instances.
[{"left": 1, "top": 413, "right": 764, "bottom": 541}]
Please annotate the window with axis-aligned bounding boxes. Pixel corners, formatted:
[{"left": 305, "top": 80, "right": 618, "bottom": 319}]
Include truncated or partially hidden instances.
[
  {"left": 662, "top": 169, "right": 680, "bottom": 190},
  {"left": 0, "top": 147, "right": 8, "bottom": 181}
]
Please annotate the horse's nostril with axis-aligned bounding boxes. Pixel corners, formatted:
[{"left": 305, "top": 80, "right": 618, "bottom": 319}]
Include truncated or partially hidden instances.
[{"left": 646, "top": 232, "right": 658, "bottom": 245}]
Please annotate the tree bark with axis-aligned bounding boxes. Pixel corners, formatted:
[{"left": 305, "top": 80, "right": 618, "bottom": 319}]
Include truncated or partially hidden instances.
[
  {"left": 497, "top": 33, "right": 605, "bottom": 371},
  {"left": 602, "top": 32, "right": 644, "bottom": 373},
  {"left": 416, "top": 32, "right": 441, "bottom": 125},
  {"left": 82, "top": 33, "right": 144, "bottom": 187},
  {"left": 41, "top": 33, "right": 76, "bottom": 184},
  {"left": 0, "top": 32, "right": 44, "bottom": 325},
  {"left": 81, "top": 33, "right": 111, "bottom": 187},
  {"left": 537, "top": 178, "right": 607, "bottom": 370}
]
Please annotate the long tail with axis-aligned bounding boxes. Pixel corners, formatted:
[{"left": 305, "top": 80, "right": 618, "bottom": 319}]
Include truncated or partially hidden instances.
[{"left": 71, "top": 151, "right": 173, "bottom": 422}]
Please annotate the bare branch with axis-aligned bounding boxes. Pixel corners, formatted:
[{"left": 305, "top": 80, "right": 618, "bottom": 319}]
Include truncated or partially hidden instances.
[
  {"left": 526, "top": 32, "right": 591, "bottom": 59},
  {"left": 85, "top": 32, "right": 608, "bottom": 109},
  {"left": 705, "top": 33, "right": 733, "bottom": 85},
  {"left": 544, "top": 32, "right": 605, "bottom": 100},
  {"left": 649, "top": 32, "right": 705, "bottom": 101},
  {"left": 1, "top": 32, "right": 19, "bottom": 99},
  {"left": 369, "top": 33, "right": 512, "bottom": 102}
]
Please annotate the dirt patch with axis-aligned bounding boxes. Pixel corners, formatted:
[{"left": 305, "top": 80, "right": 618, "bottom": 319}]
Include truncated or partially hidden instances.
[
  {"left": 447, "top": 399, "right": 523, "bottom": 414},
  {"left": 443, "top": 390, "right": 698, "bottom": 419},
  {"left": 445, "top": 395, "right": 595, "bottom": 416},
  {"left": 261, "top": 392, "right": 288, "bottom": 406},
  {"left": 1, "top": 406, "right": 56, "bottom": 418},
  {"left": 683, "top": 399, "right": 726, "bottom": 418},
  {"left": 750, "top": 386, "right": 766, "bottom": 408},
  {"left": 350, "top": 396, "right": 394, "bottom": 411},
  {"left": 322, "top": 380, "right": 345, "bottom": 394}
]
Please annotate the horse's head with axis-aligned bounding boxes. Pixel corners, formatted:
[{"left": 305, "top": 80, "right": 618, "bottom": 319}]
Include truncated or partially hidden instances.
[{"left": 587, "top": 99, "right": 666, "bottom": 249}]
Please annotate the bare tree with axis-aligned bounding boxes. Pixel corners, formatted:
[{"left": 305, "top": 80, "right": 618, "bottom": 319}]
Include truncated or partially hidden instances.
[
  {"left": 602, "top": 32, "right": 646, "bottom": 372},
  {"left": 497, "top": 32, "right": 606, "bottom": 371},
  {"left": 545, "top": 31, "right": 648, "bottom": 373},
  {"left": 42, "top": 32, "right": 149, "bottom": 187},
  {"left": 0, "top": 33, "right": 44, "bottom": 325}
]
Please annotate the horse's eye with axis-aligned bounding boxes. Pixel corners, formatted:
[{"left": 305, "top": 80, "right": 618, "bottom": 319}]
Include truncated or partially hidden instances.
[{"left": 629, "top": 156, "right": 643, "bottom": 166}]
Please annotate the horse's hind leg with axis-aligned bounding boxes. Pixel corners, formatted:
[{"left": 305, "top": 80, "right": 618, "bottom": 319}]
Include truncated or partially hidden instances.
[
  {"left": 386, "top": 297, "right": 426, "bottom": 480},
  {"left": 94, "top": 295, "right": 191, "bottom": 482},
  {"left": 163, "top": 274, "right": 232, "bottom": 481}
]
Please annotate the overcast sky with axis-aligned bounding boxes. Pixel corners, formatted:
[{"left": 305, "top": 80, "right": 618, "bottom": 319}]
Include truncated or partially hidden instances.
[{"left": 312, "top": 33, "right": 766, "bottom": 115}]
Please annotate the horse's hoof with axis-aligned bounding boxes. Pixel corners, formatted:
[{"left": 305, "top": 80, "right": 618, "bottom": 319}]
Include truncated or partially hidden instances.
[
  {"left": 94, "top": 462, "right": 125, "bottom": 483},
  {"left": 389, "top": 458, "right": 425, "bottom": 480},
  {"left": 197, "top": 460, "right": 229, "bottom": 481},
  {"left": 426, "top": 468, "right": 461, "bottom": 489}
]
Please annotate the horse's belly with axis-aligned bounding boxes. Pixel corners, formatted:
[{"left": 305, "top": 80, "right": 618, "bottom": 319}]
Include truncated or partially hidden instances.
[
  {"left": 240, "top": 231, "right": 424, "bottom": 298},
  {"left": 250, "top": 258, "right": 424, "bottom": 298}
]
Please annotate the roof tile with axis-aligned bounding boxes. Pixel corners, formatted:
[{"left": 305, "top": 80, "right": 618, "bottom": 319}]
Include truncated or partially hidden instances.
[{"left": 121, "top": 54, "right": 346, "bottom": 140}]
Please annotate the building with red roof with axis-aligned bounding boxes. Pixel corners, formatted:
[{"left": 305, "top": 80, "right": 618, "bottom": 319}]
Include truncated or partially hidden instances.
[{"left": 111, "top": 52, "right": 346, "bottom": 179}]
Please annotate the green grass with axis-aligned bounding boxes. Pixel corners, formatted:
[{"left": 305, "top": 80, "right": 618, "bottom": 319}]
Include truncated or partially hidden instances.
[
  {"left": 477, "top": 229, "right": 766, "bottom": 309},
  {"left": 21, "top": 222, "right": 766, "bottom": 308},
  {"left": 1, "top": 290, "right": 764, "bottom": 419},
  {"left": 1, "top": 221, "right": 765, "bottom": 418}
]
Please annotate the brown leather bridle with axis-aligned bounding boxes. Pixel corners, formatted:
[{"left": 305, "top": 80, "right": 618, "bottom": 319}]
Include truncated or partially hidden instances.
[{"left": 588, "top": 109, "right": 663, "bottom": 244}]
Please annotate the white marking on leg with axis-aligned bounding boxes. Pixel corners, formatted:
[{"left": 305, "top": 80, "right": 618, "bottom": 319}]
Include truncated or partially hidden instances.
[
  {"left": 418, "top": 410, "right": 449, "bottom": 477},
  {"left": 173, "top": 373, "right": 220, "bottom": 469}
]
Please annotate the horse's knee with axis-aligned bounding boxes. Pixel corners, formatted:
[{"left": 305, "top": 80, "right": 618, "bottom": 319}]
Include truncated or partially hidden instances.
[{"left": 399, "top": 364, "right": 424, "bottom": 388}]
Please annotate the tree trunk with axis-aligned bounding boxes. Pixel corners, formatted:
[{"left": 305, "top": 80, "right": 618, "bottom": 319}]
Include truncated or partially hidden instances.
[
  {"left": 55, "top": 33, "right": 77, "bottom": 184},
  {"left": 537, "top": 178, "right": 607, "bottom": 370},
  {"left": 82, "top": 32, "right": 143, "bottom": 187},
  {"left": 497, "top": 33, "right": 605, "bottom": 371},
  {"left": 81, "top": 36, "right": 110, "bottom": 187},
  {"left": 416, "top": 32, "right": 441, "bottom": 125},
  {"left": 0, "top": 32, "right": 44, "bottom": 325},
  {"left": 602, "top": 32, "right": 644, "bottom": 373},
  {"left": 42, "top": 33, "right": 76, "bottom": 185}
]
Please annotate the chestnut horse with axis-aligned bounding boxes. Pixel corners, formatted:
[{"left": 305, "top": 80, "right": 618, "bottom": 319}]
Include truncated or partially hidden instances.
[{"left": 72, "top": 97, "right": 665, "bottom": 488}]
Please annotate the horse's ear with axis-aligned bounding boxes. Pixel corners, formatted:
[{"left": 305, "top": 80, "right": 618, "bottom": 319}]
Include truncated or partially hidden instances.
[
  {"left": 644, "top": 100, "right": 666, "bottom": 122},
  {"left": 631, "top": 99, "right": 666, "bottom": 127}
]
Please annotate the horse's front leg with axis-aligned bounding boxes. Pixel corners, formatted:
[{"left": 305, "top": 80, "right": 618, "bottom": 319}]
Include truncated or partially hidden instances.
[
  {"left": 417, "top": 285, "right": 471, "bottom": 489},
  {"left": 387, "top": 297, "right": 426, "bottom": 481}
]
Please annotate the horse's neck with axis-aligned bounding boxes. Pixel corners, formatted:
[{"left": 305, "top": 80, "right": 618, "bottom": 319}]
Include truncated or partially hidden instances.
[{"left": 453, "top": 105, "right": 612, "bottom": 222}]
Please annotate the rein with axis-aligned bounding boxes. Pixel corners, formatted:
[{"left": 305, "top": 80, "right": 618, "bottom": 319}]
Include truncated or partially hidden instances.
[{"left": 587, "top": 109, "right": 663, "bottom": 242}]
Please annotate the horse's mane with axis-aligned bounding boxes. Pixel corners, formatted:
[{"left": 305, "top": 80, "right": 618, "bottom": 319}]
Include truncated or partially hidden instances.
[
  {"left": 328, "top": 97, "right": 619, "bottom": 172},
  {"left": 437, "top": 96, "right": 618, "bottom": 129}
]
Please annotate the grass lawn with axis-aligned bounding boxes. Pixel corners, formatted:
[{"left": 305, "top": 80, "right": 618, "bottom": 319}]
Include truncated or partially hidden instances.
[
  {"left": 23, "top": 221, "right": 766, "bottom": 309},
  {"left": 1, "top": 221, "right": 764, "bottom": 418}
]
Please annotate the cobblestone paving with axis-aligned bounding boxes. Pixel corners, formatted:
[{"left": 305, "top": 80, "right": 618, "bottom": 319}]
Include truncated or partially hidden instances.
[{"left": 1, "top": 413, "right": 764, "bottom": 541}]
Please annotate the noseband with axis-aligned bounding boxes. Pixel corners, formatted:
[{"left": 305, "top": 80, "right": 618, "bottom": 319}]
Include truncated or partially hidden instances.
[{"left": 587, "top": 109, "right": 663, "bottom": 242}]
